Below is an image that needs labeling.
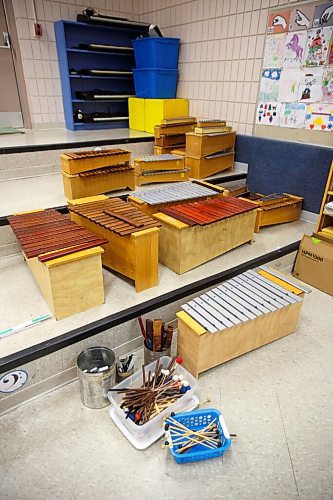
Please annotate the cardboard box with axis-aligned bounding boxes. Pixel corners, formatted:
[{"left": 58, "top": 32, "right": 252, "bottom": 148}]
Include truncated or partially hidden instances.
[{"left": 293, "top": 234, "right": 333, "bottom": 296}]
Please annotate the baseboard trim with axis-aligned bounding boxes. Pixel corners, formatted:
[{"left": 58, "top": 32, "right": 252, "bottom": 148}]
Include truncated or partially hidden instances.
[{"left": 300, "top": 210, "right": 318, "bottom": 225}]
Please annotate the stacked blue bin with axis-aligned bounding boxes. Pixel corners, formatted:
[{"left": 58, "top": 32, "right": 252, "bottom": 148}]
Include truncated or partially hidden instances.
[{"left": 132, "top": 38, "right": 180, "bottom": 98}]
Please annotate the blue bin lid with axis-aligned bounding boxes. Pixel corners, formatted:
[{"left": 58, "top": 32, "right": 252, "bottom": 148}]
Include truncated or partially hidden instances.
[{"left": 132, "top": 37, "right": 180, "bottom": 43}]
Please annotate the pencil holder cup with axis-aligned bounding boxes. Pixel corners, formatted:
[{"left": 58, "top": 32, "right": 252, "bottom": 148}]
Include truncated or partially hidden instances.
[
  {"left": 144, "top": 344, "right": 171, "bottom": 365},
  {"left": 116, "top": 366, "right": 134, "bottom": 384}
]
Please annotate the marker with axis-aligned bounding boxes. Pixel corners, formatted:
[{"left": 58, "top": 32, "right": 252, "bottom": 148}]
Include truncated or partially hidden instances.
[{"left": 0, "top": 315, "right": 51, "bottom": 339}]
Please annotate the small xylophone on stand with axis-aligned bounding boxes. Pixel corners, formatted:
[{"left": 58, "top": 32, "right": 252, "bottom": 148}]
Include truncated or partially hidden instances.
[
  {"left": 61, "top": 148, "right": 135, "bottom": 200},
  {"left": 8, "top": 209, "right": 107, "bottom": 319},
  {"left": 153, "top": 197, "right": 258, "bottom": 274},
  {"left": 68, "top": 195, "right": 161, "bottom": 292},
  {"left": 128, "top": 180, "right": 225, "bottom": 217},
  {"left": 177, "top": 268, "right": 309, "bottom": 377},
  {"left": 133, "top": 153, "right": 189, "bottom": 186}
]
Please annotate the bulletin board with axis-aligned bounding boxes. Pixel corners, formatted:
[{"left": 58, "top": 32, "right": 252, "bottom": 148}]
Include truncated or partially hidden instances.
[{"left": 254, "top": 0, "right": 333, "bottom": 146}]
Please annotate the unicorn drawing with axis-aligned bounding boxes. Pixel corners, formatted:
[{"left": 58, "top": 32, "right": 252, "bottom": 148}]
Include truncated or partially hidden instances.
[{"left": 286, "top": 33, "right": 304, "bottom": 61}]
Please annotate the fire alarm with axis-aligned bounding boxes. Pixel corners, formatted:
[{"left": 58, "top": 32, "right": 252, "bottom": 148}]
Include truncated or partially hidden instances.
[{"left": 34, "top": 23, "right": 42, "bottom": 36}]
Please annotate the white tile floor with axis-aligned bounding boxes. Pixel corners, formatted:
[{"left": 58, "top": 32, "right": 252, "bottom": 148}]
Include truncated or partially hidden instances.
[{"left": 0, "top": 284, "right": 332, "bottom": 500}]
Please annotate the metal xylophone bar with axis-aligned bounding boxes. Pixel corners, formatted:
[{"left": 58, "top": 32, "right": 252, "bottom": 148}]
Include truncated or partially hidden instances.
[
  {"left": 132, "top": 181, "right": 219, "bottom": 205},
  {"left": 181, "top": 271, "right": 303, "bottom": 333},
  {"left": 135, "top": 154, "right": 183, "bottom": 162},
  {"left": 140, "top": 168, "right": 189, "bottom": 176}
]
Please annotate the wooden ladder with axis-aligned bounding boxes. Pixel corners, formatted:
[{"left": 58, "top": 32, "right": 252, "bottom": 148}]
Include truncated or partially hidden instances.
[{"left": 315, "top": 160, "right": 333, "bottom": 240}]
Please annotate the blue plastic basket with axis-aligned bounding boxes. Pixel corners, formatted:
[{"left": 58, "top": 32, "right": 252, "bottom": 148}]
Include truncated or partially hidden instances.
[
  {"left": 132, "top": 38, "right": 180, "bottom": 69},
  {"left": 133, "top": 68, "right": 178, "bottom": 98},
  {"left": 167, "top": 408, "right": 231, "bottom": 464}
]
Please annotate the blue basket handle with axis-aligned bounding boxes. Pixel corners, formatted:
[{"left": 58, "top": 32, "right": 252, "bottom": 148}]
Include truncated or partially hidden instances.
[{"left": 219, "top": 414, "right": 230, "bottom": 439}]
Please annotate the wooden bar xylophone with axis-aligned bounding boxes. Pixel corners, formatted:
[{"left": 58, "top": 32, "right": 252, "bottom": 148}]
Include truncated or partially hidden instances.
[
  {"left": 153, "top": 197, "right": 258, "bottom": 274},
  {"left": 159, "top": 197, "right": 255, "bottom": 227},
  {"left": 68, "top": 195, "right": 161, "bottom": 292},
  {"left": 177, "top": 268, "right": 308, "bottom": 377},
  {"left": 8, "top": 209, "right": 106, "bottom": 319},
  {"left": 61, "top": 148, "right": 135, "bottom": 199}
]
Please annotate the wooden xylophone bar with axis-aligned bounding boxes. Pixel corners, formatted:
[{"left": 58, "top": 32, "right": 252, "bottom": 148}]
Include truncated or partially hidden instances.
[
  {"left": 8, "top": 210, "right": 107, "bottom": 260},
  {"left": 68, "top": 198, "right": 161, "bottom": 237},
  {"left": 78, "top": 163, "right": 132, "bottom": 177},
  {"left": 160, "top": 197, "right": 256, "bottom": 226},
  {"left": 64, "top": 148, "right": 128, "bottom": 160}
]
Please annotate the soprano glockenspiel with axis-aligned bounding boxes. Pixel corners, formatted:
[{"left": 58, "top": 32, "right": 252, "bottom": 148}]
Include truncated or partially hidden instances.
[
  {"left": 177, "top": 268, "right": 309, "bottom": 377},
  {"left": 8, "top": 209, "right": 107, "bottom": 319},
  {"left": 133, "top": 153, "right": 189, "bottom": 186},
  {"left": 153, "top": 197, "right": 258, "bottom": 273},
  {"left": 68, "top": 195, "right": 161, "bottom": 292}
]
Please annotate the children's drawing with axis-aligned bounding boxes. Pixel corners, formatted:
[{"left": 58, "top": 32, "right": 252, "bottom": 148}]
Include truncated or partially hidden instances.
[
  {"left": 279, "top": 103, "right": 307, "bottom": 128},
  {"left": 278, "top": 69, "right": 301, "bottom": 102},
  {"left": 298, "top": 68, "right": 324, "bottom": 103},
  {"left": 267, "top": 10, "right": 291, "bottom": 34},
  {"left": 283, "top": 32, "right": 307, "bottom": 67},
  {"left": 322, "top": 68, "right": 333, "bottom": 103},
  {"left": 305, "top": 104, "right": 333, "bottom": 131},
  {"left": 289, "top": 6, "right": 314, "bottom": 31},
  {"left": 313, "top": 2, "right": 333, "bottom": 27},
  {"left": 259, "top": 68, "right": 281, "bottom": 101},
  {"left": 329, "top": 36, "right": 333, "bottom": 64},
  {"left": 256, "top": 102, "right": 282, "bottom": 126},
  {"left": 263, "top": 34, "right": 286, "bottom": 68},
  {"left": 303, "top": 27, "right": 333, "bottom": 66}
]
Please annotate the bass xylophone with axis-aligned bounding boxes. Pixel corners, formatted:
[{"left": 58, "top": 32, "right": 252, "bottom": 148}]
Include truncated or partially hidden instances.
[
  {"left": 9, "top": 210, "right": 106, "bottom": 319},
  {"left": 68, "top": 196, "right": 161, "bottom": 292},
  {"left": 177, "top": 268, "right": 308, "bottom": 377}
]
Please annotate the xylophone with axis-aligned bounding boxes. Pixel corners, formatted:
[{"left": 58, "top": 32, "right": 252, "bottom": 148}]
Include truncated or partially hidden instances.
[
  {"left": 128, "top": 180, "right": 225, "bottom": 217},
  {"left": 154, "top": 117, "right": 196, "bottom": 138},
  {"left": 186, "top": 131, "right": 236, "bottom": 160},
  {"left": 61, "top": 148, "right": 135, "bottom": 199},
  {"left": 8, "top": 209, "right": 106, "bottom": 319},
  {"left": 235, "top": 192, "right": 304, "bottom": 232},
  {"left": 177, "top": 268, "right": 308, "bottom": 377},
  {"left": 133, "top": 153, "right": 189, "bottom": 186},
  {"left": 153, "top": 197, "right": 257, "bottom": 274},
  {"left": 68, "top": 195, "right": 161, "bottom": 292}
]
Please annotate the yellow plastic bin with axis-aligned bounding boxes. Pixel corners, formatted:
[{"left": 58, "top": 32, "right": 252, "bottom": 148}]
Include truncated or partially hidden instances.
[
  {"left": 129, "top": 97, "right": 145, "bottom": 131},
  {"left": 144, "top": 98, "right": 189, "bottom": 134}
]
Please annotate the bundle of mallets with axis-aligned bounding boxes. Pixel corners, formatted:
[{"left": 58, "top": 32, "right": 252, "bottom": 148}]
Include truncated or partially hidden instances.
[
  {"left": 163, "top": 414, "right": 223, "bottom": 454},
  {"left": 109, "top": 356, "right": 190, "bottom": 425}
]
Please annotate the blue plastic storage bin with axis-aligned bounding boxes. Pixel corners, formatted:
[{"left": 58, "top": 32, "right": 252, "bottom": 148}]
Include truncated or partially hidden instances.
[
  {"left": 167, "top": 408, "right": 231, "bottom": 464},
  {"left": 132, "top": 38, "right": 180, "bottom": 69},
  {"left": 133, "top": 68, "right": 178, "bottom": 98}
]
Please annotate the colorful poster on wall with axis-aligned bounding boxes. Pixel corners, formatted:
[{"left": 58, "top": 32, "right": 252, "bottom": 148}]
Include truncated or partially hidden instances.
[
  {"left": 322, "top": 68, "right": 333, "bottom": 102},
  {"left": 259, "top": 68, "right": 281, "bottom": 101},
  {"left": 267, "top": 10, "right": 292, "bottom": 34},
  {"left": 329, "top": 36, "right": 333, "bottom": 64},
  {"left": 289, "top": 6, "right": 315, "bottom": 31},
  {"left": 256, "top": 102, "right": 282, "bottom": 125},
  {"left": 278, "top": 69, "right": 301, "bottom": 102},
  {"left": 303, "top": 27, "right": 333, "bottom": 66},
  {"left": 313, "top": 2, "right": 333, "bottom": 28},
  {"left": 305, "top": 103, "right": 333, "bottom": 130},
  {"left": 298, "top": 67, "right": 324, "bottom": 102},
  {"left": 263, "top": 34, "right": 286, "bottom": 68},
  {"left": 283, "top": 31, "right": 307, "bottom": 67},
  {"left": 279, "top": 102, "right": 307, "bottom": 128}
]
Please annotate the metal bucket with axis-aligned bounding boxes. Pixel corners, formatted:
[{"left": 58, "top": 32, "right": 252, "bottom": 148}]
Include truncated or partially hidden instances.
[
  {"left": 77, "top": 347, "right": 116, "bottom": 409},
  {"left": 144, "top": 344, "right": 171, "bottom": 365}
]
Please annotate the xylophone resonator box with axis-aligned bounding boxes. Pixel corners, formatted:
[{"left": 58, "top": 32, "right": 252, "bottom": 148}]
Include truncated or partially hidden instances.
[
  {"left": 153, "top": 197, "right": 258, "bottom": 274},
  {"left": 177, "top": 268, "right": 309, "bottom": 377},
  {"left": 8, "top": 209, "right": 106, "bottom": 320},
  {"left": 68, "top": 195, "right": 161, "bottom": 292}
]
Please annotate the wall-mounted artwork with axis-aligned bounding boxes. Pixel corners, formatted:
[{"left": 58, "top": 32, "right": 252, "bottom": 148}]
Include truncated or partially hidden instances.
[
  {"left": 303, "top": 27, "right": 333, "bottom": 66},
  {"left": 313, "top": 2, "right": 333, "bottom": 27},
  {"left": 256, "top": 102, "right": 282, "bottom": 126},
  {"left": 329, "top": 36, "right": 333, "bottom": 64},
  {"left": 267, "top": 10, "right": 292, "bottom": 34},
  {"left": 305, "top": 103, "right": 333, "bottom": 130},
  {"left": 298, "top": 67, "right": 324, "bottom": 102},
  {"left": 278, "top": 69, "right": 301, "bottom": 102},
  {"left": 289, "top": 6, "right": 315, "bottom": 31},
  {"left": 259, "top": 68, "right": 281, "bottom": 101},
  {"left": 283, "top": 32, "right": 307, "bottom": 67},
  {"left": 322, "top": 68, "right": 333, "bottom": 102},
  {"left": 263, "top": 34, "right": 286, "bottom": 68},
  {"left": 280, "top": 102, "right": 307, "bottom": 128}
]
